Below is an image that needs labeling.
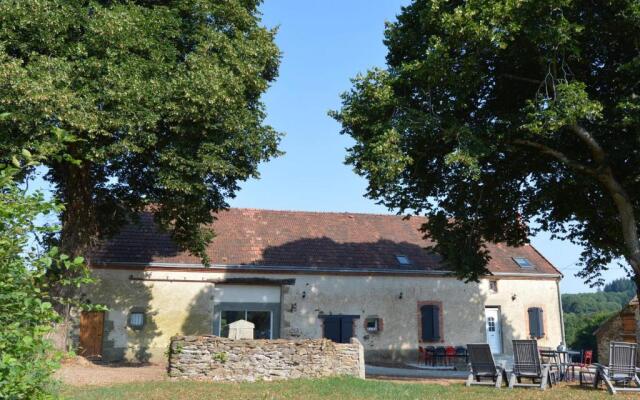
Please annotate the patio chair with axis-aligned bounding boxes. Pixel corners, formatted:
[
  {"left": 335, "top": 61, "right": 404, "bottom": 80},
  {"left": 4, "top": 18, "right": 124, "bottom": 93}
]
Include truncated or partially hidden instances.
[
  {"left": 455, "top": 346, "right": 468, "bottom": 364},
  {"left": 594, "top": 341, "right": 640, "bottom": 395},
  {"left": 466, "top": 343, "right": 507, "bottom": 388},
  {"left": 435, "top": 346, "right": 446, "bottom": 367},
  {"left": 445, "top": 346, "right": 456, "bottom": 367},
  {"left": 424, "top": 346, "right": 435, "bottom": 366},
  {"left": 509, "top": 340, "right": 554, "bottom": 390}
]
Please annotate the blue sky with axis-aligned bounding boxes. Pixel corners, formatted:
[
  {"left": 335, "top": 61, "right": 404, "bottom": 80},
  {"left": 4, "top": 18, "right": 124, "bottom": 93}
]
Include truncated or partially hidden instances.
[{"left": 225, "top": 0, "right": 628, "bottom": 294}]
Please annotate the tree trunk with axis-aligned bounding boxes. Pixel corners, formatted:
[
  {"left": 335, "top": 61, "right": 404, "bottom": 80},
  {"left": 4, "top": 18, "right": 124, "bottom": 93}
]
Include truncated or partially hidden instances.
[
  {"left": 50, "top": 161, "right": 98, "bottom": 317},
  {"left": 58, "top": 163, "right": 98, "bottom": 257}
]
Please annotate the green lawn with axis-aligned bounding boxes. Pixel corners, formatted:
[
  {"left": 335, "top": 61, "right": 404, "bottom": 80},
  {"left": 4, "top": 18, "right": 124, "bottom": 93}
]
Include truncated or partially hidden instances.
[{"left": 59, "top": 377, "right": 630, "bottom": 400}]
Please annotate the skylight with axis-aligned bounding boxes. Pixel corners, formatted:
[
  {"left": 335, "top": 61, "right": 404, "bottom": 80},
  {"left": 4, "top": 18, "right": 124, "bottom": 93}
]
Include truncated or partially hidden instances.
[
  {"left": 395, "top": 255, "right": 411, "bottom": 265},
  {"left": 513, "top": 257, "right": 534, "bottom": 268}
]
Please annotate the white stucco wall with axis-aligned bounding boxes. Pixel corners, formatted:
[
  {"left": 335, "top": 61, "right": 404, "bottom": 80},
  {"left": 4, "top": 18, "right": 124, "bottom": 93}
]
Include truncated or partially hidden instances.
[{"left": 85, "top": 268, "right": 563, "bottom": 363}]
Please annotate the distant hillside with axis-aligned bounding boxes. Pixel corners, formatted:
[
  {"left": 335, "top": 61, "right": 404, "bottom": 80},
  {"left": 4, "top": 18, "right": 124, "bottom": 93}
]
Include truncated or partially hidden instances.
[{"left": 562, "top": 278, "right": 635, "bottom": 355}]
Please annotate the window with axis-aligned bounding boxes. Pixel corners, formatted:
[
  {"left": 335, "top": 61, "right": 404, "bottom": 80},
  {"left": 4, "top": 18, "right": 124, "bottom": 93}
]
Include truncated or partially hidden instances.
[
  {"left": 419, "top": 303, "right": 441, "bottom": 342},
  {"left": 528, "top": 307, "right": 545, "bottom": 338},
  {"left": 365, "top": 317, "right": 381, "bottom": 332},
  {"left": 128, "top": 311, "right": 145, "bottom": 330},
  {"left": 395, "top": 255, "right": 411, "bottom": 265},
  {"left": 220, "top": 310, "right": 272, "bottom": 339},
  {"left": 489, "top": 280, "right": 498, "bottom": 293},
  {"left": 487, "top": 316, "right": 496, "bottom": 332},
  {"left": 513, "top": 257, "right": 534, "bottom": 268}
]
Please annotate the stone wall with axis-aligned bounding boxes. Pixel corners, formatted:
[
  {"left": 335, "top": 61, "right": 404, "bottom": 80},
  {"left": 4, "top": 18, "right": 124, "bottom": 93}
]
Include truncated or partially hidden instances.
[
  {"left": 595, "top": 302, "right": 637, "bottom": 364},
  {"left": 168, "top": 335, "right": 365, "bottom": 382},
  {"left": 595, "top": 314, "right": 624, "bottom": 364}
]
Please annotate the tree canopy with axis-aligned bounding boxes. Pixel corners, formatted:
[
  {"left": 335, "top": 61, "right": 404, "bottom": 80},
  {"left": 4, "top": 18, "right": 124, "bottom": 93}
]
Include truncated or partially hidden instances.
[
  {"left": 0, "top": 0, "right": 281, "bottom": 261},
  {"left": 332, "top": 0, "right": 640, "bottom": 287}
]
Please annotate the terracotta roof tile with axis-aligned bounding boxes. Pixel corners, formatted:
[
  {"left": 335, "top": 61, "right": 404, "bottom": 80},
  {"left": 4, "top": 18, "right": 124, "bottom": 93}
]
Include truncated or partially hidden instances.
[{"left": 88, "top": 208, "right": 561, "bottom": 276}]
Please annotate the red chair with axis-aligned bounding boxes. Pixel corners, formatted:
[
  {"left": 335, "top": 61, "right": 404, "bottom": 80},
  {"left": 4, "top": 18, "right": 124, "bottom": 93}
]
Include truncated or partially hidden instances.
[
  {"left": 418, "top": 346, "right": 426, "bottom": 365},
  {"left": 445, "top": 346, "right": 457, "bottom": 367},
  {"left": 582, "top": 350, "right": 593, "bottom": 366}
]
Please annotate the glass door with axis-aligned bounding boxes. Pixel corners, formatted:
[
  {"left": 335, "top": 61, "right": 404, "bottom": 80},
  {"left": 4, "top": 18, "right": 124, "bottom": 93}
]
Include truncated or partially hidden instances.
[{"left": 220, "top": 309, "right": 273, "bottom": 339}]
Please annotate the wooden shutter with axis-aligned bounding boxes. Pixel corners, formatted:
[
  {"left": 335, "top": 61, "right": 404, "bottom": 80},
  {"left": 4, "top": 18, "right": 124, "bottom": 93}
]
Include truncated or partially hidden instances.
[
  {"left": 421, "top": 305, "right": 441, "bottom": 341},
  {"left": 339, "top": 318, "right": 354, "bottom": 344},
  {"left": 528, "top": 307, "right": 544, "bottom": 338},
  {"left": 323, "top": 317, "right": 341, "bottom": 343}
]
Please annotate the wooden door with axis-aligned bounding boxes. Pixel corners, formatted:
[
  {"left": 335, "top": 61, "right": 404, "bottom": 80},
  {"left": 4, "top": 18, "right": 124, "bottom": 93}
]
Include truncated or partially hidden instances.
[{"left": 79, "top": 311, "right": 104, "bottom": 359}]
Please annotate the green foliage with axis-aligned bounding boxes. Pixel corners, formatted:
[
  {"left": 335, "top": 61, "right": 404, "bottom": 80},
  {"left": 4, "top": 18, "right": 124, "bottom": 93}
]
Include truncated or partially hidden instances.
[
  {"left": 563, "top": 312, "right": 612, "bottom": 356},
  {"left": 603, "top": 278, "right": 636, "bottom": 295},
  {"left": 0, "top": 0, "right": 282, "bottom": 261},
  {"left": 0, "top": 167, "right": 59, "bottom": 398},
  {"left": 562, "top": 290, "right": 633, "bottom": 315},
  {"left": 333, "top": 0, "right": 640, "bottom": 284},
  {"left": 562, "top": 278, "right": 635, "bottom": 353},
  {"left": 0, "top": 151, "right": 99, "bottom": 398},
  {"left": 212, "top": 351, "right": 228, "bottom": 363}
]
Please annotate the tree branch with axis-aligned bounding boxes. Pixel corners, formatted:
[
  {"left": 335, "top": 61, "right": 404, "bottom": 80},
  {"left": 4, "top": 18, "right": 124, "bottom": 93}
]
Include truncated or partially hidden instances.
[
  {"left": 501, "top": 74, "right": 543, "bottom": 85},
  {"left": 569, "top": 125, "right": 607, "bottom": 165},
  {"left": 511, "top": 139, "right": 598, "bottom": 176}
]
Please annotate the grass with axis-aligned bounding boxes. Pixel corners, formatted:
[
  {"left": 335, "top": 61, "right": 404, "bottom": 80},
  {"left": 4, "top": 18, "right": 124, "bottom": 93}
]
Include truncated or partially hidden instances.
[{"left": 59, "top": 377, "right": 632, "bottom": 400}]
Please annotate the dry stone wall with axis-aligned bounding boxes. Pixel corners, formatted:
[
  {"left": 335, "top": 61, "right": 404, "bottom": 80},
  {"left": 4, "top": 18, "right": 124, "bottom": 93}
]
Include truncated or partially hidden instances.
[{"left": 168, "top": 335, "right": 365, "bottom": 382}]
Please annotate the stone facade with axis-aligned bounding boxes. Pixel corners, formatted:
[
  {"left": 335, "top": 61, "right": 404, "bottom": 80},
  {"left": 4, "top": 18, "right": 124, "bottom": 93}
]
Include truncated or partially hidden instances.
[
  {"left": 168, "top": 336, "right": 365, "bottom": 382},
  {"left": 84, "top": 268, "right": 564, "bottom": 363},
  {"left": 594, "top": 298, "right": 638, "bottom": 364}
]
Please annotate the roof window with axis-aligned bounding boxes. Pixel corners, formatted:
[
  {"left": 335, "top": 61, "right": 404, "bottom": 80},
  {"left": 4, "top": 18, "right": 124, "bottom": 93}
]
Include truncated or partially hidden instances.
[
  {"left": 395, "top": 255, "right": 411, "bottom": 265},
  {"left": 513, "top": 257, "right": 534, "bottom": 268}
]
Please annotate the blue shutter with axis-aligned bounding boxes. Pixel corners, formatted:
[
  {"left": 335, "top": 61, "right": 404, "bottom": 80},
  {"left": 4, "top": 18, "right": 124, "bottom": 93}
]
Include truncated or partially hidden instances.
[
  {"left": 528, "top": 307, "right": 544, "bottom": 338},
  {"left": 340, "top": 318, "right": 354, "bottom": 343},
  {"left": 421, "top": 305, "right": 440, "bottom": 341},
  {"left": 431, "top": 305, "right": 441, "bottom": 341},
  {"left": 537, "top": 308, "right": 545, "bottom": 337},
  {"left": 323, "top": 317, "right": 341, "bottom": 342}
]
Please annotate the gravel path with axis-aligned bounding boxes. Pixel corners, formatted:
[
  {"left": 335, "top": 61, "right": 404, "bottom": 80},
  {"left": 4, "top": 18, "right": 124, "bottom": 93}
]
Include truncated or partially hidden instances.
[{"left": 55, "top": 358, "right": 167, "bottom": 386}]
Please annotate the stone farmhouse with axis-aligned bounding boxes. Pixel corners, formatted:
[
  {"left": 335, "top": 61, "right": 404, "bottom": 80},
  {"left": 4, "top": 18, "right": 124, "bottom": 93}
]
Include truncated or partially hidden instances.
[
  {"left": 594, "top": 296, "right": 638, "bottom": 364},
  {"left": 79, "top": 208, "right": 564, "bottom": 364}
]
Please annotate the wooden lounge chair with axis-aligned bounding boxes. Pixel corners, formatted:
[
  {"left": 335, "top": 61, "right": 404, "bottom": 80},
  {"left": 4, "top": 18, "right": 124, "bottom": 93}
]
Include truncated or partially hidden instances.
[
  {"left": 509, "top": 340, "right": 554, "bottom": 390},
  {"left": 466, "top": 343, "right": 507, "bottom": 388},
  {"left": 594, "top": 341, "right": 640, "bottom": 395}
]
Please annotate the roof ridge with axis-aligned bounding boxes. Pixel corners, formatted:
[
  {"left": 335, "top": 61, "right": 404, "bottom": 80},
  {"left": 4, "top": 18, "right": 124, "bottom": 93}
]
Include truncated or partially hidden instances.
[{"left": 222, "top": 207, "right": 420, "bottom": 218}]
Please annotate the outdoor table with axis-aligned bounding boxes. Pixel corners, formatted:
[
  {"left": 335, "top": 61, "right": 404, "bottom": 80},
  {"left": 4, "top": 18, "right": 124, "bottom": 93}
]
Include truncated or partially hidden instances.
[{"left": 539, "top": 349, "right": 580, "bottom": 381}]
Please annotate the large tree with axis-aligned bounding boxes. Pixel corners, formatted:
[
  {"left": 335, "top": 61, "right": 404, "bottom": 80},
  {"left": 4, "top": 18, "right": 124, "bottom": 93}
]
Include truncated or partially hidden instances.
[
  {"left": 0, "top": 0, "right": 281, "bottom": 262},
  {"left": 332, "top": 1, "right": 640, "bottom": 291}
]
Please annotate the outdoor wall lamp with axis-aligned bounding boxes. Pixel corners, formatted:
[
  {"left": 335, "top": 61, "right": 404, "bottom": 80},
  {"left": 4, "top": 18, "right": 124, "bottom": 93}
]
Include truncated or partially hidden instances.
[
  {"left": 511, "top": 294, "right": 517, "bottom": 301},
  {"left": 302, "top": 291, "right": 306, "bottom": 299},
  {"left": 398, "top": 292, "right": 403, "bottom": 299}
]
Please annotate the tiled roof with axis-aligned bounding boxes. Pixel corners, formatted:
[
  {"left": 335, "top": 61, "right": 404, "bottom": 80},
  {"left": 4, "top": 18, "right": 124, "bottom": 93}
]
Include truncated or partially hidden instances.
[{"left": 88, "top": 208, "right": 561, "bottom": 276}]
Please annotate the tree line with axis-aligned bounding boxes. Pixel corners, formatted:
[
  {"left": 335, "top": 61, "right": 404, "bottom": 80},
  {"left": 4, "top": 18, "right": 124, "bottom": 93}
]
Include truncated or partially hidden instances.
[{"left": 563, "top": 278, "right": 636, "bottom": 355}]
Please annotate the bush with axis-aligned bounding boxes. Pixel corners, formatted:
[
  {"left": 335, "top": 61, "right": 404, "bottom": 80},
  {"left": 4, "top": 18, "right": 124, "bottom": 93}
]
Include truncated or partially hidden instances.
[
  {"left": 0, "top": 173, "right": 61, "bottom": 398},
  {"left": 0, "top": 160, "right": 93, "bottom": 399}
]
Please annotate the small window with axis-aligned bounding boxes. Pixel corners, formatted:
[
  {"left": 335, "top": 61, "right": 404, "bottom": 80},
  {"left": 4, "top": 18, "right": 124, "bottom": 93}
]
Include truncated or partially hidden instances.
[
  {"left": 395, "top": 255, "right": 411, "bottom": 265},
  {"left": 420, "top": 304, "right": 441, "bottom": 342},
  {"left": 489, "top": 280, "right": 498, "bottom": 293},
  {"left": 128, "top": 311, "right": 145, "bottom": 330},
  {"left": 513, "top": 257, "right": 533, "bottom": 268},
  {"left": 365, "top": 317, "right": 381, "bottom": 332}
]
